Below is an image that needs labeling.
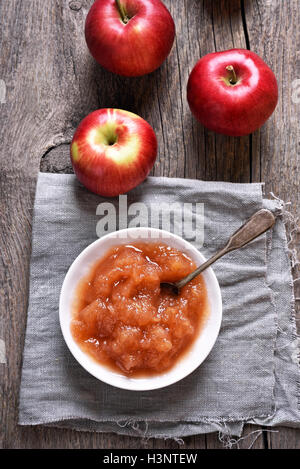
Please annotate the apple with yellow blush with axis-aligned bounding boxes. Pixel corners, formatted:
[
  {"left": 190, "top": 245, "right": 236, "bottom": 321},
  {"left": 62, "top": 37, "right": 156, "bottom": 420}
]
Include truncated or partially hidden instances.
[{"left": 70, "top": 109, "right": 157, "bottom": 197}]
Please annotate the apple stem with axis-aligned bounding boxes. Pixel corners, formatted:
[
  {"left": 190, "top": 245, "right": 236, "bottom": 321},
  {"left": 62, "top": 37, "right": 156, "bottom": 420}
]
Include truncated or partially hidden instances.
[
  {"left": 226, "top": 65, "right": 238, "bottom": 85},
  {"left": 115, "top": 0, "right": 129, "bottom": 24}
]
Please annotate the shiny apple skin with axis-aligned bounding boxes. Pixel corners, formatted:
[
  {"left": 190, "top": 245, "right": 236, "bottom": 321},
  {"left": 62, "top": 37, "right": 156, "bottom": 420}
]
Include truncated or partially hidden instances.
[
  {"left": 85, "top": 0, "right": 175, "bottom": 77},
  {"left": 187, "top": 49, "right": 278, "bottom": 136},
  {"left": 70, "top": 109, "right": 157, "bottom": 197}
]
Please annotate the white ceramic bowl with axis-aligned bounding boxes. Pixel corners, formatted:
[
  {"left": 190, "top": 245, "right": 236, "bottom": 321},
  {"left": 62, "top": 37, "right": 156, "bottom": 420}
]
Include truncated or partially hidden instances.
[{"left": 59, "top": 227, "right": 222, "bottom": 391}]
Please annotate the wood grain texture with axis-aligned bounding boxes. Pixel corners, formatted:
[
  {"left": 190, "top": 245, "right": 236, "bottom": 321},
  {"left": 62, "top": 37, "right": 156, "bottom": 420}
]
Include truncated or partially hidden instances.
[
  {"left": 242, "top": 0, "right": 300, "bottom": 449},
  {"left": 0, "top": 0, "right": 299, "bottom": 449}
]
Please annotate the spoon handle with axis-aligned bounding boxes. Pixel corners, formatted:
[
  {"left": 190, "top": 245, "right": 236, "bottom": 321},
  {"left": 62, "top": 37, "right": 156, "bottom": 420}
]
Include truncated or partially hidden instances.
[
  {"left": 175, "top": 209, "right": 276, "bottom": 290},
  {"left": 224, "top": 209, "right": 275, "bottom": 251}
]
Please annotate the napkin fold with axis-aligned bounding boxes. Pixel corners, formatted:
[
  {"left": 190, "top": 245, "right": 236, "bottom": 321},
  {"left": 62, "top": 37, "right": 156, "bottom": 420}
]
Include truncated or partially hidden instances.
[{"left": 18, "top": 173, "right": 300, "bottom": 438}]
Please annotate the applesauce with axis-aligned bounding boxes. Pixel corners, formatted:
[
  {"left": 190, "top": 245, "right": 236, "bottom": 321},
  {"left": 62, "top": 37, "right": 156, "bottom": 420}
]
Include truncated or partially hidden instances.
[{"left": 71, "top": 243, "right": 208, "bottom": 376}]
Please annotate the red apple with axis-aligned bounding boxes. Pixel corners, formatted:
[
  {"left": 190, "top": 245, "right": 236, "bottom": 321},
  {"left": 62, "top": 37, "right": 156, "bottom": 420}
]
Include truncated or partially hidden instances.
[
  {"left": 70, "top": 109, "right": 157, "bottom": 197},
  {"left": 85, "top": 0, "right": 175, "bottom": 77},
  {"left": 187, "top": 49, "right": 278, "bottom": 136}
]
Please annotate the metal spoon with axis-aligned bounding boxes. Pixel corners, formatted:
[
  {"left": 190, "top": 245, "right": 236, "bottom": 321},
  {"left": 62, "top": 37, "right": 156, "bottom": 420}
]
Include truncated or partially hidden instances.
[{"left": 160, "top": 209, "right": 276, "bottom": 295}]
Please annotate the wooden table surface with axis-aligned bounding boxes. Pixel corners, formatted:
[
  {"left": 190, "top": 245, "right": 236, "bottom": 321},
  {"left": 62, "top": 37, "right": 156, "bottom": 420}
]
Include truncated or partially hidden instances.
[{"left": 0, "top": 0, "right": 299, "bottom": 449}]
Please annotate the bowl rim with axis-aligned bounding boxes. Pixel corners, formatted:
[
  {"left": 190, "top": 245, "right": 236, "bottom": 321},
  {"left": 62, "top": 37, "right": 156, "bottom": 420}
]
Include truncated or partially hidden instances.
[{"left": 59, "top": 227, "right": 222, "bottom": 391}]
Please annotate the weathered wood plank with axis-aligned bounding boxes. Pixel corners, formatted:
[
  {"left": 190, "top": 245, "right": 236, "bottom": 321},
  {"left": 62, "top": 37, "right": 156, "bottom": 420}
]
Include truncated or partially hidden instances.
[
  {"left": 267, "top": 427, "right": 300, "bottom": 450},
  {"left": 0, "top": 0, "right": 105, "bottom": 449},
  {"left": 243, "top": 0, "right": 300, "bottom": 449}
]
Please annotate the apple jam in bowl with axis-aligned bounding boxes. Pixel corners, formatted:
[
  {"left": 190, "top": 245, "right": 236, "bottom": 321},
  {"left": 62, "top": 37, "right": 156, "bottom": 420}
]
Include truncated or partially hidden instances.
[{"left": 59, "top": 228, "right": 222, "bottom": 391}]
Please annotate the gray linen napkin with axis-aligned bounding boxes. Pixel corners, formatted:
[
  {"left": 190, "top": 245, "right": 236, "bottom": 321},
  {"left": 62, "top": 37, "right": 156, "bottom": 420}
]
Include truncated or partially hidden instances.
[{"left": 18, "top": 172, "right": 300, "bottom": 438}]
